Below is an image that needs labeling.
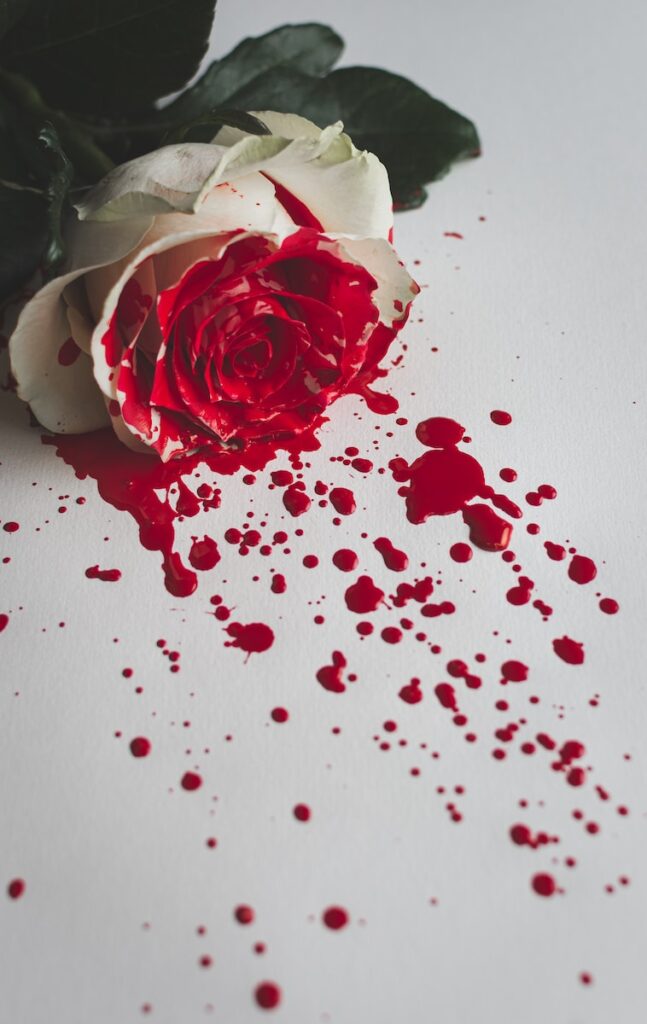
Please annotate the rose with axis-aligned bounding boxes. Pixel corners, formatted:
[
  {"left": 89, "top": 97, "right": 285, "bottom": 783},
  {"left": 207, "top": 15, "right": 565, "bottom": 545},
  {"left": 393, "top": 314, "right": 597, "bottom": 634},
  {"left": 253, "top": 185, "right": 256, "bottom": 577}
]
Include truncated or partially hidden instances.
[{"left": 10, "top": 112, "right": 418, "bottom": 461}]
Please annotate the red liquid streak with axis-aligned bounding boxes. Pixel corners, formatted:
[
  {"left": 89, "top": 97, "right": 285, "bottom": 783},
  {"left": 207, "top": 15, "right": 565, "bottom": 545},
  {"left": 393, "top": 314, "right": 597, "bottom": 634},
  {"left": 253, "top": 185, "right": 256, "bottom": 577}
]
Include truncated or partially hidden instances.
[
  {"left": 85, "top": 565, "right": 121, "bottom": 582},
  {"left": 374, "top": 537, "right": 409, "bottom": 571},
  {"left": 44, "top": 427, "right": 318, "bottom": 598}
]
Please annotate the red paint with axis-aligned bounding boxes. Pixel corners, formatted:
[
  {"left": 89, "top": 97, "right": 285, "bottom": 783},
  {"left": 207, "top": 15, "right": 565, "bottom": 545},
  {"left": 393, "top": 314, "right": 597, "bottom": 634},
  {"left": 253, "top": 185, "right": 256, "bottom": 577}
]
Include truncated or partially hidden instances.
[
  {"left": 531, "top": 872, "right": 557, "bottom": 897},
  {"left": 317, "top": 651, "right": 348, "bottom": 694},
  {"left": 344, "top": 575, "right": 385, "bottom": 614},
  {"left": 44, "top": 428, "right": 319, "bottom": 598},
  {"left": 0, "top": 614, "right": 8, "bottom": 633},
  {"left": 129, "top": 737, "right": 151, "bottom": 758},
  {"left": 270, "top": 470, "right": 293, "bottom": 487},
  {"left": 225, "top": 622, "right": 274, "bottom": 657},
  {"left": 490, "top": 410, "right": 512, "bottom": 426},
  {"left": 374, "top": 537, "right": 409, "bottom": 571},
  {"left": 181, "top": 771, "right": 203, "bottom": 791},
  {"left": 399, "top": 678, "right": 423, "bottom": 704},
  {"left": 85, "top": 565, "right": 122, "bottom": 582},
  {"left": 499, "top": 467, "right": 517, "bottom": 482},
  {"left": 7, "top": 878, "right": 25, "bottom": 900},
  {"left": 450, "top": 542, "right": 473, "bottom": 563},
  {"left": 330, "top": 487, "right": 356, "bottom": 515},
  {"left": 235, "top": 905, "right": 255, "bottom": 925},
  {"left": 322, "top": 906, "right": 349, "bottom": 930},
  {"left": 544, "top": 541, "right": 566, "bottom": 561},
  {"left": 415, "top": 417, "right": 465, "bottom": 447},
  {"left": 333, "top": 549, "right": 359, "bottom": 572},
  {"left": 255, "top": 982, "right": 281, "bottom": 1010},
  {"left": 57, "top": 336, "right": 81, "bottom": 366},
  {"left": 283, "top": 484, "right": 311, "bottom": 517},
  {"left": 599, "top": 597, "right": 619, "bottom": 614},
  {"left": 270, "top": 707, "right": 289, "bottom": 723},
  {"left": 553, "top": 636, "right": 585, "bottom": 665},
  {"left": 501, "top": 660, "right": 529, "bottom": 683},
  {"left": 293, "top": 803, "right": 311, "bottom": 821},
  {"left": 381, "top": 626, "right": 402, "bottom": 644},
  {"left": 462, "top": 504, "right": 512, "bottom": 552},
  {"left": 188, "top": 535, "right": 220, "bottom": 571},
  {"left": 270, "top": 573, "right": 287, "bottom": 594},
  {"left": 568, "top": 554, "right": 597, "bottom": 585},
  {"left": 3, "top": 522, "right": 20, "bottom": 532},
  {"left": 434, "top": 683, "right": 458, "bottom": 712},
  {"left": 506, "top": 576, "right": 534, "bottom": 605}
]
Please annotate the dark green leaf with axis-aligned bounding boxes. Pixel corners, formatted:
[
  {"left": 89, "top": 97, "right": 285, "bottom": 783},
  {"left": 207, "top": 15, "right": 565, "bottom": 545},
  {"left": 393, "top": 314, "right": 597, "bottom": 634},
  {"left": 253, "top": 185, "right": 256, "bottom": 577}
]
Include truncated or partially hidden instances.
[
  {"left": 0, "top": 0, "right": 31, "bottom": 41},
  {"left": 0, "top": 0, "right": 218, "bottom": 114},
  {"left": 0, "top": 182, "right": 47, "bottom": 301},
  {"left": 314, "top": 68, "right": 480, "bottom": 196},
  {"left": 164, "top": 23, "right": 343, "bottom": 123},
  {"left": 39, "top": 123, "right": 73, "bottom": 276}
]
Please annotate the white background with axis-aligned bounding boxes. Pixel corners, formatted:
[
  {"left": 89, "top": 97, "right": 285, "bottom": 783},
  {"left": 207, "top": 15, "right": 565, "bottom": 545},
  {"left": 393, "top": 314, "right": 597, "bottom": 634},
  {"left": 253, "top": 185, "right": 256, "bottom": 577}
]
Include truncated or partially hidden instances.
[{"left": 2, "top": 1, "right": 647, "bottom": 1021}]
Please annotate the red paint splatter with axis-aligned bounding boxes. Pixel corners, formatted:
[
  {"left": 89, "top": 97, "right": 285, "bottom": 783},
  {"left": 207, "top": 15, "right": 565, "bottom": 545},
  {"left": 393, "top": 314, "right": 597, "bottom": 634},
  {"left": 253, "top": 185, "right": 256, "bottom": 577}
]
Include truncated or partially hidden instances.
[
  {"left": 330, "top": 487, "right": 356, "bottom": 515},
  {"left": 188, "top": 535, "right": 220, "bottom": 571},
  {"left": 255, "top": 982, "right": 281, "bottom": 1010},
  {"left": 553, "top": 636, "right": 585, "bottom": 665},
  {"left": 235, "top": 905, "right": 255, "bottom": 925},
  {"left": 531, "top": 872, "right": 557, "bottom": 897},
  {"left": 225, "top": 622, "right": 274, "bottom": 657},
  {"left": 129, "top": 737, "right": 151, "bottom": 758},
  {"left": 7, "top": 878, "right": 25, "bottom": 900},
  {"left": 293, "top": 803, "right": 311, "bottom": 822},
  {"left": 85, "top": 565, "right": 122, "bottom": 582},
  {"left": 181, "top": 771, "right": 202, "bottom": 792},
  {"left": 333, "top": 549, "right": 359, "bottom": 572},
  {"left": 344, "top": 575, "right": 385, "bottom": 614},
  {"left": 374, "top": 536, "right": 409, "bottom": 571},
  {"left": 490, "top": 410, "right": 512, "bottom": 426},
  {"left": 317, "top": 651, "right": 348, "bottom": 694},
  {"left": 322, "top": 906, "right": 349, "bottom": 930},
  {"left": 568, "top": 555, "right": 597, "bottom": 585},
  {"left": 449, "top": 542, "right": 473, "bottom": 563}
]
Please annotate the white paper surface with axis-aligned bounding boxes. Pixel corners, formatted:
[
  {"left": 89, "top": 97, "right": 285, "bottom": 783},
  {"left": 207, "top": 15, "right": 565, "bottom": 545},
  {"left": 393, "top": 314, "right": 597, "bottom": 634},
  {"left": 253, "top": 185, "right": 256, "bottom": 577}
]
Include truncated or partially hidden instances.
[{"left": 2, "top": 2, "right": 647, "bottom": 1022}]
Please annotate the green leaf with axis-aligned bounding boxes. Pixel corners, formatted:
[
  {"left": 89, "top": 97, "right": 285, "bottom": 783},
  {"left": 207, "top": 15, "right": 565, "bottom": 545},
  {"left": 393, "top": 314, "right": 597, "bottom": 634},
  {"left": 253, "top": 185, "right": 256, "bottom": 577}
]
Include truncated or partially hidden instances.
[
  {"left": 316, "top": 68, "right": 481, "bottom": 196},
  {"left": 0, "top": 182, "right": 47, "bottom": 301},
  {"left": 0, "top": 0, "right": 31, "bottom": 41},
  {"left": 223, "top": 63, "right": 480, "bottom": 206},
  {"left": 0, "top": 0, "right": 218, "bottom": 114},
  {"left": 39, "top": 124, "right": 73, "bottom": 276},
  {"left": 164, "top": 22, "right": 343, "bottom": 123}
]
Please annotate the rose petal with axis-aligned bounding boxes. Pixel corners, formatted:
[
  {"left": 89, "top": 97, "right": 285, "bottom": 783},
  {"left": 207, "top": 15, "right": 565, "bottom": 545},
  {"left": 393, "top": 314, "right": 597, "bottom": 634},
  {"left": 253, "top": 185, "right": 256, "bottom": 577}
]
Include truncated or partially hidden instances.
[{"left": 9, "top": 216, "right": 153, "bottom": 434}]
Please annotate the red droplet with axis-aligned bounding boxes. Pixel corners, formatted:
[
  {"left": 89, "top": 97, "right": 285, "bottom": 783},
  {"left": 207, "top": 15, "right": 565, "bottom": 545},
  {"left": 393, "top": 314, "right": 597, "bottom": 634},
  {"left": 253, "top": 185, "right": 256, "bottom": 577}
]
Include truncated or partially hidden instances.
[
  {"left": 568, "top": 554, "right": 597, "bottom": 585},
  {"left": 254, "top": 981, "right": 281, "bottom": 1010},
  {"left": 449, "top": 542, "right": 473, "bottom": 563},
  {"left": 501, "top": 660, "right": 529, "bottom": 683},
  {"left": 235, "top": 904, "right": 255, "bottom": 925},
  {"left": 544, "top": 541, "right": 566, "bottom": 561},
  {"left": 415, "top": 417, "right": 465, "bottom": 447},
  {"left": 332, "top": 549, "right": 359, "bottom": 572},
  {"left": 270, "top": 573, "right": 287, "bottom": 594},
  {"left": 329, "top": 487, "right": 356, "bottom": 515},
  {"left": 181, "top": 771, "right": 202, "bottom": 792},
  {"left": 225, "top": 621, "right": 274, "bottom": 657},
  {"left": 7, "top": 878, "right": 25, "bottom": 900},
  {"left": 316, "top": 651, "right": 348, "bottom": 694},
  {"left": 85, "top": 564, "right": 122, "bottom": 582},
  {"left": 293, "top": 803, "right": 311, "bottom": 822},
  {"left": 553, "top": 636, "right": 585, "bottom": 665},
  {"left": 599, "top": 597, "right": 619, "bottom": 614},
  {"left": 57, "top": 336, "right": 81, "bottom": 366},
  {"left": 271, "top": 707, "right": 288, "bottom": 723},
  {"left": 322, "top": 906, "right": 349, "bottom": 930},
  {"left": 374, "top": 536, "right": 409, "bottom": 571},
  {"left": 531, "top": 872, "right": 557, "bottom": 897},
  {"left": 3, "top": 521, "right": 20, "bottom": 533},
  {"left": 283, "top": 484, "right": 311, "bottom": 517},
  {"left": 462, "top": 504, "right": 511, "bottom": 552},
  {"left": 344, "top": 575, "right": 384, "bottom": 614},
  {"left": 188, "top": 535, "right": 220, "bottom": 571},
  {"left": 490, "top": 410, "right": 512, "bottom": 426},
  {"left": 129, "top": 736, "right": 151, "bottom": 758}
]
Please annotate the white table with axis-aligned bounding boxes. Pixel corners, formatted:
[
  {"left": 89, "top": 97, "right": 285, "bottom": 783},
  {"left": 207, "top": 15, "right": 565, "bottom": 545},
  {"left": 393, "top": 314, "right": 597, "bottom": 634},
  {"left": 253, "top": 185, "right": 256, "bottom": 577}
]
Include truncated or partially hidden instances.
[{"left": 2, "top": 1, "right": 646, "bottom": 1021}]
